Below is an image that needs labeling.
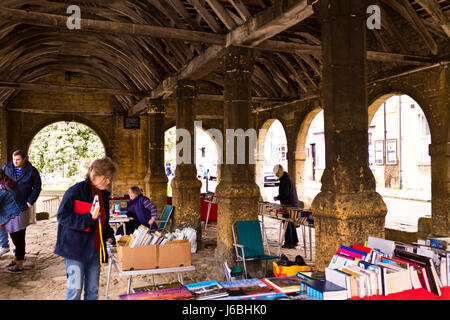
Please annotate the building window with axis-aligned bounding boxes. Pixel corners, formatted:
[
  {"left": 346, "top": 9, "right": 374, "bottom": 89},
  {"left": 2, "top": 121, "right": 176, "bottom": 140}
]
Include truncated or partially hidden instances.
[
  {"left": 418, "top": 114, "right": 431, "bottom": 164},
  {"left": 368, "top": 132, "right": 374, "bottom": 167},
  {"left": 375, "top": 140, "right": 384, "bottom": 165},
  {"left": 386, "top": 139, "right": 397, "bottom": 165}
]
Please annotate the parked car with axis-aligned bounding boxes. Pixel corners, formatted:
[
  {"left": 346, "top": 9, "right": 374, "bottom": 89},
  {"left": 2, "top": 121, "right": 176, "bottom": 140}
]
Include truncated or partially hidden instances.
[{"left": 264, "top": 171, "right": 279, "bottom": 187}]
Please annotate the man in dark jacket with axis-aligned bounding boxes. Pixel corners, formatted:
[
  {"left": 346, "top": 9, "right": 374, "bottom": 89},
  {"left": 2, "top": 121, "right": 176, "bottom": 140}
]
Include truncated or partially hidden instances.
[
  {"left": 273, "top": 164, "right": 299, "bottom": 249},
  {"left": 0, "top": 150, "right": 42, "bottom": 256}
]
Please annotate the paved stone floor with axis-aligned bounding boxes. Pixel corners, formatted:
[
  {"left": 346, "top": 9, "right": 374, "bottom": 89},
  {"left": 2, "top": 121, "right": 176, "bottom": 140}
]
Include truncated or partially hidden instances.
[{"left": 0, "top": 217, "right": 313, "bottom": 300}]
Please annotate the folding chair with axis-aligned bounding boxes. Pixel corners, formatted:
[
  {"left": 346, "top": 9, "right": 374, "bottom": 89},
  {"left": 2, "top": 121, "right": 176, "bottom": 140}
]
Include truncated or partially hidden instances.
[
  {"left": 155, "top": 205, "right": 173, "bottom": 232},
  {"left": 232, "top": 220, "right": 279, "bottom": 278}
]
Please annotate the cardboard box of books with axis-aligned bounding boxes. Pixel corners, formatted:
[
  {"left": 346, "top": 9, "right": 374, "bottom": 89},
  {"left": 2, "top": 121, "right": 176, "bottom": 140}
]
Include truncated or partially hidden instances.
[
  {"left": 116, "top": 244, "right": 158, "bottom": 270},
  {"left": 158, "top": 240, "right": 191, "bottom": 268}
]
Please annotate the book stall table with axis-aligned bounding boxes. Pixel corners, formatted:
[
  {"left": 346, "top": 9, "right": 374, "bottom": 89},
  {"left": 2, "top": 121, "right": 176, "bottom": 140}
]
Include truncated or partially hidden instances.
[
  {"left": 349, "top": 286, "right": 450, "bottom": 300},
  {"left": 109, "top": 215, "right": 130, "bottom": 235},
  {"left": 258, "top": 202, "right": 314, "bottom": 259},
  {"left": 104, "top": 247, "right": 195, "bottom": 300}
]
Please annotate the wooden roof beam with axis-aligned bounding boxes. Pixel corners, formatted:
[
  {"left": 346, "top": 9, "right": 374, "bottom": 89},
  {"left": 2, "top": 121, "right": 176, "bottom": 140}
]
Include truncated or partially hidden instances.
[
  {"left": 129, "top": 0, "right": 314, "bottom": 115},
  {"left": 0, "top": 7, "right": 225, "bottom": 45},
  {"left": 415, "top": 0, "right": 450, "bottom": 39},
  {"left": 226, "top": 0, "right": 314, "bottom": 47},
  {"left": 0, "top": 80, "right": 146, "bottom": 97}
]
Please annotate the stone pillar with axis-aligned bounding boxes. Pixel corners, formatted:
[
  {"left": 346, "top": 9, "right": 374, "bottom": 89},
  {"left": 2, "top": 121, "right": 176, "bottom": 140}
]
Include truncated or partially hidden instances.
[
  {"left": 311, "top": 0, "right": 387, "bottom": 270},
  {"left": 215, "top": 46, "right": 261, "bottom": 278},
  {"left": 144, "top": 99, "right": 169, "bottom": 217},
  {"left": 429, "top": 66, "right": 449, "bottom": 237},
  {"left": 294, "top": 150, "right": 307, "bottom": 206},
  {"left": 171, "top": 81, "right": 202, "bottom": 239},
  {"left": 255, "top": 152, "right": 265, "bottom": 198},
  {"left": 0, "top": 103, "right": 7, "bottom": 166}
]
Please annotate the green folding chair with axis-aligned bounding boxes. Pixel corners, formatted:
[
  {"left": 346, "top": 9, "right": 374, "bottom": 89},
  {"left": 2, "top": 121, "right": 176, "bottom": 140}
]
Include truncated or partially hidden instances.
[
  {"left": 155, "top": 205, "right": 173, "bottom": 232},
  {"left": 232, "top": 220, "right": 279, "bottom": 278}
]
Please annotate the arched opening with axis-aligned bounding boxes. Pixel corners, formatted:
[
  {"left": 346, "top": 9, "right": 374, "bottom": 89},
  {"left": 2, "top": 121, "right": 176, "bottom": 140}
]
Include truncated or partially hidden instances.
[
  {"left": 164, "top": 125, "right": 219, "bottom": 196},
  {"left": 294, "top": 107, "right": 323, "bottom": 208},
  {"left": 28, "top": 121, "right": 106, "bottom": 189},
  {"left": 256, "top": 119, "right": 288, "bottom": 201},
  {"left": 297, "top": 95, "right": 431, "bottom": 231},
  {"left": 368, "top": 94, "right": 431, "bottom": 231},
  {"left": 28, "top": 121, "right": 106, "bottom": 215}
]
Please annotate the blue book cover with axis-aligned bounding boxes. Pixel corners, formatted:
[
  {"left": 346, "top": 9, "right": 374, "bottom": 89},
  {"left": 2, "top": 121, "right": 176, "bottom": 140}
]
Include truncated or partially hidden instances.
[
  {"left": 339, "top": 245, "right": 368, "bottom": 257},
  {"left": 303, "top": 279, "right": 348, "bottom": 300}
]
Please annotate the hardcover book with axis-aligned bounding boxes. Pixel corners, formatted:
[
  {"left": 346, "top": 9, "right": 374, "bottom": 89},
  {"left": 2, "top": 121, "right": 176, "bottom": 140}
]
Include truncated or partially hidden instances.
[
  {"left": 132, "top": 281, "right": 182, "bottom": 293},
  {"left": 184, "top": 280, "right": 229, "bottom": 300},
  {"left": 301, "top": 279, "right": 348, "bottom": 300},
  {"left": 261, "top": 276, "right": 302, "bottom": 293},
  {"left": 119, "top": 285, "right": 194, "bottom": 300},
  {"left": 73, "top": 200, "right": 92, "bottom": 232},
  {"left": 219, "top": 278, "right": 273, "bottom": 296}
]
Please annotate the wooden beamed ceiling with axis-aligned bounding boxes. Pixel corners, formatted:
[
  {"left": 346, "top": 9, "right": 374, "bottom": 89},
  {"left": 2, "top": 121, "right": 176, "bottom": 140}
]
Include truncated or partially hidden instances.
[{"left": 0, "top": 0, "right": 449, "bottom": 114}]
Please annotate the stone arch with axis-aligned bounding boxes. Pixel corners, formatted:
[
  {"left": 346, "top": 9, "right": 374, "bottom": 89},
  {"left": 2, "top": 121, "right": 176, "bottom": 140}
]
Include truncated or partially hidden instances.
[
  {"left": 294, "top": 105, "right": 323, "bottom": 206},
  {"left": 367, "top": 85, "right": 448, "bottom": 236},
  {"left": 368, "top": 84, "right": 433, "bottom": 137},
  {"left": 255, "top": 118, "right": 289, "bottom": 198},
  {"left": 25, "top": 115, "right": 110, "bottom": 157},
  {"left": 194, "top": 122, "right": 222, "bottom": 184}
]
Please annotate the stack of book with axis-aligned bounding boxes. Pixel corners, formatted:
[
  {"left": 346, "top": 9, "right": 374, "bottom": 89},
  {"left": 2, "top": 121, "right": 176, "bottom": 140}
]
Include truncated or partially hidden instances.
[
  {"left": 119, "top": 226, "right": 197, "bottom": 248},
  {"left": 324, "top": 236, "right": 448, "bottom": 298}
]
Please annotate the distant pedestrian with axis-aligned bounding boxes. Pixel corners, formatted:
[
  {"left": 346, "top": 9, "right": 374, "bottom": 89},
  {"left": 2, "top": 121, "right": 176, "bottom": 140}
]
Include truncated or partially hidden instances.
[
  {"left": 0, "top": 169, "right": 30, "bottom": 273},
  {"left": 0, "top": 150, "right": 41, "bottom": 257},
  {"left": 165, "top": 162, "right": 172, "bottom": 177},
  {"left": 273, "top": 164, "right": 299, "bottom": 249}
]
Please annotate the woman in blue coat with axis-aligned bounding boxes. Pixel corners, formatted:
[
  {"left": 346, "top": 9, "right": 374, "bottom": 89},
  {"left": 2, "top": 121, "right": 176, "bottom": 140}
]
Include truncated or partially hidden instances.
[
  {"left": 0, "top": 169, "right": 30, "bottom": 273},
  {"left": 54, "top": 157, "right": 117, "bottom": 300}
]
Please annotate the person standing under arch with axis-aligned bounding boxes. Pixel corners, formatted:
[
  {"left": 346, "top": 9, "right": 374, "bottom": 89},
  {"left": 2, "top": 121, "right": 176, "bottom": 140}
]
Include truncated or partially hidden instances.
[
  {"left": 0, "top": 150, "right": 41, "bottom": 257},
  {"left": 273, "top": 164, "right": 299, "bottom": 249},
  {"left": 0, "top": 169, "right": 31, "bottom": 273}
]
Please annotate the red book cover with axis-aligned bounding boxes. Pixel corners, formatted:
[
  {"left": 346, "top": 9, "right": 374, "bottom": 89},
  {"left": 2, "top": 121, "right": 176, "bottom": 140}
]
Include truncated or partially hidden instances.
[
  {"left": 73, "top": 200, "right": 92, "bottom": 232},
  {"left": 352, "top": 244, "right": 372, "bottom": 254}
]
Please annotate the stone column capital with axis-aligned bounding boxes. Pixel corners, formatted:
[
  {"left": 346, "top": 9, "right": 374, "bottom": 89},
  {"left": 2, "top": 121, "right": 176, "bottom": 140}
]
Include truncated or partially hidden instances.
[
  {"left": 147, "top": 99, "right": 167, "bottom": 114},
  {"left": 176, "top": 80, "right": 197, "bottom": 99},
  {"left": 218, "top": 46, "right": 256, "bottom": 73}
]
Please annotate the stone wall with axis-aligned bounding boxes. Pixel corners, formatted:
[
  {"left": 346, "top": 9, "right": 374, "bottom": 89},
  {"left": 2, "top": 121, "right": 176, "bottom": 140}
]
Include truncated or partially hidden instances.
[{"left": 4, "top": 74, "right": 149, "bottom": 197}]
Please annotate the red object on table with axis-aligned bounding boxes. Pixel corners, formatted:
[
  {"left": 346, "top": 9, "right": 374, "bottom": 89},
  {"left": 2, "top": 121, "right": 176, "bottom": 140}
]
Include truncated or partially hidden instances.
[
  {"left": 200, "top": 197, "right": 217, "bottom": 221},
  {"left": 349, "top": 286, "right": 450, "bottom": 300}
]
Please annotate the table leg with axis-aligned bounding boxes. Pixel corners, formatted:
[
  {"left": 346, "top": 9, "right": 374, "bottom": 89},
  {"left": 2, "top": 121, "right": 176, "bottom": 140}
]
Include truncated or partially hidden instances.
[
  {"left": 178, "top": 272, "right": 184, "bottom": 284},
  {"left": 127, "top": 276, "right": 132, "bottom": 294},
  {"left": 104, "top": 256, "right": 112, "bottom": 300},
  {"left": 302, "top": 225, "right": 307, "bottom": 258},
  {"left": 278, "top": 220, "right": 283, "bottom": 256},
  {"left": 309, "top": 225, "right": 312, "bottom": 260},
  {"left": 205, "top": 202, "right": 212, "bottom": 230}
]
